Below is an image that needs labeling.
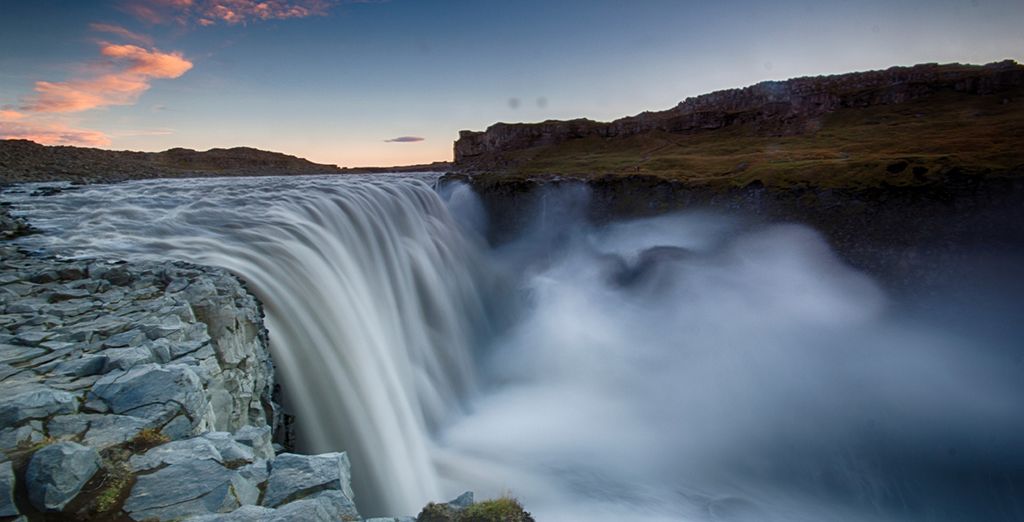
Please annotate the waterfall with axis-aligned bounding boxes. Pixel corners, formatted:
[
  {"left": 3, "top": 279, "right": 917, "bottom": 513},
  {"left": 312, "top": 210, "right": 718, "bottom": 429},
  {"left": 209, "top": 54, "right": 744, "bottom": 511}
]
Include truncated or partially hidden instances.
[
  {"left": 9, "top": 175, "right": 1024, "bottom": 521},
  {"left": 7, "top": 175, "right": 496, "bottom": 515}
]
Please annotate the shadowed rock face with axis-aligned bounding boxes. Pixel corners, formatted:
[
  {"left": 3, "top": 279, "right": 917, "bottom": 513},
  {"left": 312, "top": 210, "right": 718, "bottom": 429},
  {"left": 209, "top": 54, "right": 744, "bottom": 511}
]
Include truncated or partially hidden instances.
[{"left": 454, "top": 60, "right": 1024, "bottom": 169}]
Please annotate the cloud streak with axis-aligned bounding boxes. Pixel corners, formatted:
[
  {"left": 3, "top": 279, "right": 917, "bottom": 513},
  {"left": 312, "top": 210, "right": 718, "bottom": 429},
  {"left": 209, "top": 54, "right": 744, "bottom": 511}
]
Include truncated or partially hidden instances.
[
  {"left": 384, "top": 136, "right": 425, "bottom": 143},
  {"left": 89, "top": 23, "right": 155, "bottom": 46},
  {"left": 24, "top": 44, "right": 192, "bottom": 113},
  {"left": 123, "top": 0, "right": 336, "bottom": 26}
]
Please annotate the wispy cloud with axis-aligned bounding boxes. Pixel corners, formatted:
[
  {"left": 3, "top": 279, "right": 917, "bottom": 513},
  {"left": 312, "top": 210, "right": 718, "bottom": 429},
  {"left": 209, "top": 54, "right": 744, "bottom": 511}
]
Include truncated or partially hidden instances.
[
  {"left": 24, "top": 44, "right": 192, "bottom": 113},
  {"left": 385, "top": 136, "right": 425, "bottom": 143},
  {"left": 89, "top": 23, "right": 155, "bottom": 46},
  {"left": 123, "top": 0, "right": 337, "bottom": 26}
]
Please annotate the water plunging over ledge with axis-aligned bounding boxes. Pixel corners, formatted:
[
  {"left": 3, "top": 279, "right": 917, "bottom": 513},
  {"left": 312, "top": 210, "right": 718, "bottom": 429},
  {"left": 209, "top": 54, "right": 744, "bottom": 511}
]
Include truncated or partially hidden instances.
[{"left": 6, "top": 174, "right": 1024, "bottom": 521}]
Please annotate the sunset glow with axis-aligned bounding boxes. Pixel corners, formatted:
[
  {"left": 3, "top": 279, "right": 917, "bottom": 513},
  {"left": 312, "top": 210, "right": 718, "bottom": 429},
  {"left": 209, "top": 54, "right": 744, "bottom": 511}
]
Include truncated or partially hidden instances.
[{"left": 1, "top": 0, "right": 1022, "bottom": 166}]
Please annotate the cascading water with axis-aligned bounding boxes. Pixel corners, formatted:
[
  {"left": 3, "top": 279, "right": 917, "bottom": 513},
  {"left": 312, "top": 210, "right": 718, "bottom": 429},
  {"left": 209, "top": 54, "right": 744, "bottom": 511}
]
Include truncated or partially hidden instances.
[
  {"left": 6, "top": 175, "right": 1024, "bottom": 521},
  {"left": 6, "top": 175, "right": 499, "bottom": 516}
]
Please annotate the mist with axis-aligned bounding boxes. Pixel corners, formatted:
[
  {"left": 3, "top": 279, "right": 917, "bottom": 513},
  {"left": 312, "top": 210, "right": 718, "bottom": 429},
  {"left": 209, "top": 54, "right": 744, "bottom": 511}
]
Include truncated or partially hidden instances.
[{"left": 437, "top": 182, "right": 1024, "bottom": 522}]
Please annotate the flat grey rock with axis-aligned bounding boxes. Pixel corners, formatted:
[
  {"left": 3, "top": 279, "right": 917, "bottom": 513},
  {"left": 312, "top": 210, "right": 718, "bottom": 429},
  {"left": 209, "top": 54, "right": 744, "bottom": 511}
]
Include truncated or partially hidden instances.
[
  {"left": 0, "top": 344, "right": 47, "bottom": 365},
  {"left": 262, "top": 452, "right": 354, "bottom": 508},
  {"left": 0, "top": 385, "right": 77, "bottom": 426},
  {"left": 125, "top": 459, "right": 258, "bottom": 521},
  {"left": 54, "top": 355, "right": 108, "bottom": 377},
  {"left": 25, "top": 441, "right": 100, "bottom": 512},
  {"left": 268, "top": 490, "right": 359, "bottom": 521},
  {"left": 130, "top": 437, "right": 223, "bottom": 472}
]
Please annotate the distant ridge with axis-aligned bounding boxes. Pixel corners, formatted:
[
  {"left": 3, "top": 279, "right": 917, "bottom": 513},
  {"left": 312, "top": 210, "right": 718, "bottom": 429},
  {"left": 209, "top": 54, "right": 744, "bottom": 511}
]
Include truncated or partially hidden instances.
[
  {"left": 452, "top": 60, "right": 1024, "bottom": 186},
  {"left": 0, "top": 140, "right": 347, "bottom": 183}
]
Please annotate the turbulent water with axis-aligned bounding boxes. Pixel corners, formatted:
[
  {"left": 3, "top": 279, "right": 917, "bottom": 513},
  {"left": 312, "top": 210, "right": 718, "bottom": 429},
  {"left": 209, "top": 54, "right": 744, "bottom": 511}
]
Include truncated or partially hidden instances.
[{"left": 6, "top": 175, "right": 1024, "bottom": 521}]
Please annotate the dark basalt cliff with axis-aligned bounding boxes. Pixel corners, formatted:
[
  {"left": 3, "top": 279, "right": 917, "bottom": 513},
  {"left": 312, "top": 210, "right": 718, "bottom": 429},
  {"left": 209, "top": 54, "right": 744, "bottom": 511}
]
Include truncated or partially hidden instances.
[
  {"left": 454, "top": 60, "right": 1024, "bottom": 170},
  {"left": 0, "top": 140, "right": 344, "bottom": 184}
]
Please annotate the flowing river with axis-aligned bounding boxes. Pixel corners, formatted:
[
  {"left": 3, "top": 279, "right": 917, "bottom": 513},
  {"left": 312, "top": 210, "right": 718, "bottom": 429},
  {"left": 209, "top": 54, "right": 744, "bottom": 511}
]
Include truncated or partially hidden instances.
[{"left": 5, "top": 174, "right": 1023, "bottom": 521}]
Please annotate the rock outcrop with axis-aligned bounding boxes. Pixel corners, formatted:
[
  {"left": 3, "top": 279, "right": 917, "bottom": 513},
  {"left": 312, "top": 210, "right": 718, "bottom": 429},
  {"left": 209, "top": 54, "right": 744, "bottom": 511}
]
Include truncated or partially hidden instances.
[{"left": 454, "top": 60, "right": 1024, "bottom": 169}]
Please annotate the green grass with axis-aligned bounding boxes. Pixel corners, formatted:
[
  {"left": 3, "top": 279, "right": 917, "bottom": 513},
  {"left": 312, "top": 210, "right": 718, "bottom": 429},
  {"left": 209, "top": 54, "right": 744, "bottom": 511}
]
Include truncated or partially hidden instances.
[
  {"left": 459, "top": 497, "right": 533, "bottom": 522},
  {"left": 481, "top": 88, "right": 1024, "bottom": 190}
]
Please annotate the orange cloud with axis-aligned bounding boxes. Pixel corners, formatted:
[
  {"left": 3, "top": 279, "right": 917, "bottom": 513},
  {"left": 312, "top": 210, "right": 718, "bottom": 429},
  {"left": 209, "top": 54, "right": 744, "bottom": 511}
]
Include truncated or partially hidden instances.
[
  {"left": 25, "top": 44, "right": 192, "bottom": 113},
  {"left": 123, "top": 0, "right": 335, "bottom": 26},
  {"left": 89, "top": 23, "right": 155, "bottom": 46},
  {"left": 0, "top": 119, "right": 111, "bottom": 147},
  {"left": 0, "top": 110, "right": 26, "bottom": 121}
]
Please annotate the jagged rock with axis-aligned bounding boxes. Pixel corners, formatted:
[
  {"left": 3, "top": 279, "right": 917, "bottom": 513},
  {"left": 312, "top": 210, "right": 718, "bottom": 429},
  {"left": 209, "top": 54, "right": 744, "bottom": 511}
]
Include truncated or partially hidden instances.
[
  {"left": 0, "top": 421, "right": 44, "bottom": 450},
  {"left": 25, "top": 441, "right": 101, "bottom": 512},
  {"left": 0, "top": 460, "right": 19, "bottom": 517},
  {"left": 124, "top": 458, "right": 259, "bottom": 521},
  {"left": 447, "top": 491, "right": 474, "bottom": 510},
  {"left": 0, "top": 385, "right": 78, "bottom": 426},
  {"left": 101, "top": 345, "right": 154, "bottom": 371},
  {"left": 261, "top": 452, "right": 354, "bottom": 508}
]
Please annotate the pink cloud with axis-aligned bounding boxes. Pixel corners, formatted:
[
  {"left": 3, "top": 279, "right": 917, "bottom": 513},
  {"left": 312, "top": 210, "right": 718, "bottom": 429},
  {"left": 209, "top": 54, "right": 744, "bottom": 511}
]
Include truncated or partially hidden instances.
[
  {"left": 89, "top": 23, "right": 155, "bottom": 46},
  {"left": 25, "top": 44, "right": 192, "bottom": 113},
  {"left": 123, "top": 0, "right": 336, "bottom": 26},
  {"left": 0, "top": 119, "right": 111, "bottom": 147}
]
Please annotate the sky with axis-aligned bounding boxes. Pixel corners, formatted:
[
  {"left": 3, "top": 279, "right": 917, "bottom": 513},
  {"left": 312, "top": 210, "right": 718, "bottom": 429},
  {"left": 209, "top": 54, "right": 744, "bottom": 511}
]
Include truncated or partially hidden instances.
[{"left": 1, "top": 0, "right": 1022, "bottom": 167}]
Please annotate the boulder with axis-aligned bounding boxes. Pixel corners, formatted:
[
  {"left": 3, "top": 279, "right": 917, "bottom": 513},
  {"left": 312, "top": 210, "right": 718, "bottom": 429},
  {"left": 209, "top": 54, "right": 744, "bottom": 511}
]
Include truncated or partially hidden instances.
[
  {"left": 0, "top": 461, "right": 19, "bottom": 517},
  {"left": 25, "top": 442, "right": 100, "bottom": 512},
  {"left": 261, "top": 452, "right": 354, "bottom": 508}
]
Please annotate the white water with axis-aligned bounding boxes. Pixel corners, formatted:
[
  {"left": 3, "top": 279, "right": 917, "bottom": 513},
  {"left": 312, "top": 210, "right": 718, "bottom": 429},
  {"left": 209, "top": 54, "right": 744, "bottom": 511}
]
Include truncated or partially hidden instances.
[{"left": 6, "top": 176, "right": 1024, "bottom": 521}]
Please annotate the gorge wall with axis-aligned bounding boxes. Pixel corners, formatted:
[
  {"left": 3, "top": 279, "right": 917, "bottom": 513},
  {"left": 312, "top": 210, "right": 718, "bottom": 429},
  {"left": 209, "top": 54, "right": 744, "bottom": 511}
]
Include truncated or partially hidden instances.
[{"left": 453, "top": 60, "right": 1024, "bottom": 170}]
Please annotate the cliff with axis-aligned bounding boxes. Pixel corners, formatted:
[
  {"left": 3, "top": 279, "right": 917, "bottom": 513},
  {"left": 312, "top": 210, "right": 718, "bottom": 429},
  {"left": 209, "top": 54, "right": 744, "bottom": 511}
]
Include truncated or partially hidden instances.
[
  {"left": 453, "top": 60, "right": 1024, "bottom": 186},
  {"left": 0, "top": 140, "right": 344, "bottom": 184}
]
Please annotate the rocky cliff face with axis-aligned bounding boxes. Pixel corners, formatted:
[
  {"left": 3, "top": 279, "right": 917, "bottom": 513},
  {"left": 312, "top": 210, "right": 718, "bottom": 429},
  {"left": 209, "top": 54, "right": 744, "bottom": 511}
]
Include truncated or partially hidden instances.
[
  {"left": 454, "top": 60, "right": 1024, "bottom": 169},
  {"left": 0, "top": 140, "right": 344, "bottom": 184}
]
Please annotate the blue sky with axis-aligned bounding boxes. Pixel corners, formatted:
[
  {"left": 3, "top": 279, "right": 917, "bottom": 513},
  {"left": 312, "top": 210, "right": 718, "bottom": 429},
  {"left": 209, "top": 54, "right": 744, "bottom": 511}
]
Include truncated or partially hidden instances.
[{"left": 1, "top": 0, "right": 1022, "bottom": 166}]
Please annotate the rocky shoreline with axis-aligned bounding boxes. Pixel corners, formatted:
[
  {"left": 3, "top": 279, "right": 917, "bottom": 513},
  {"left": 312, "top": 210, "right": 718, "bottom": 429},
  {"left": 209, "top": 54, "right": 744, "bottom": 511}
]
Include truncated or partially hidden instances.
[{"left": 0, "top": 205, "right": 480, "bottom": 521}]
